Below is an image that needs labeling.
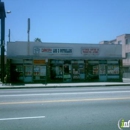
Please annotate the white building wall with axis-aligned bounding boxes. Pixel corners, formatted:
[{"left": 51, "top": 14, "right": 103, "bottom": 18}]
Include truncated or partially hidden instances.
[
  {"left": 116, "top": 34, "right": 126, "bottom": 58},
  {"left": 99, "top": 34, "right": 130, "bottom": 67},
  {"left": 116, "top": 34, "right": 130, "bottom": 67},
  {"left": 7, "top": 41, "right": 28, "bottom": 56},
  {"left": 7, "top": 41, "right": 122, "bottom": 59}
]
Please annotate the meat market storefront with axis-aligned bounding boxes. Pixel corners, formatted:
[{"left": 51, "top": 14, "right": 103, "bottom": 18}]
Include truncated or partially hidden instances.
[{"left": 7, "top": 42, "right": 122, "bottom": 83}]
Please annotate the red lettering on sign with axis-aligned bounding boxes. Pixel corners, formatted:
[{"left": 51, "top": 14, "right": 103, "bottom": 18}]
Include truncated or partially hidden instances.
[
  {"left": 42, "top": 48, "right": 52, "bottom": 52},
  {"left": 82, "top": 48, "right": 99, "bottom": 54}
]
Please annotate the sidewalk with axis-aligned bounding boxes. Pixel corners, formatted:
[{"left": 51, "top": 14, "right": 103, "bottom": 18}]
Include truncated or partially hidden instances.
[
  {"left": 0, "top": 80, "right": 130, "bottom": 89},
  {"left": 122, "top": 78, "right": 130, "bottom": 83}
]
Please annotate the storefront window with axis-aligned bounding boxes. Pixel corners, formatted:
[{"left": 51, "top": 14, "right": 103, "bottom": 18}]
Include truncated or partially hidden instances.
[
  {"left": 63, "top": 61, "right": 72, "bottom": 81},
  {"left": 55, "top": 66, "right": 63, "bottom": 78},
  {"left": 79, "top": 64, "right": 85, "bottom": 79},
  {"left": 15, "top": 65, "right": 24, "bottom": 81},
  {"left": 99, "top": 64, "right": 106, "bottom": 74},
  {"left": 93, "top": 65, "right": 99, "bottom": 75},
  {"left": 24, "top": 65, "right": 32, "bottom": 76},
  {"left": 34, "top": 66, "right": 40, "bottom": 77},
  {"left": 86, "top": 64, "right": 99, "bottom": 80},
  {"left": 16, "top": 65, "right": 23, "bottom": 72},
  {"left": 50, "top": 66, "right": 62, "bottom": 79},
  {"left": 11, "top": 65, "right": 24, "bottom": 82},
  {"left": 40, "top": 66, "right": 46, "bottom": 76},
  {"left": 64, "top": 65, "right": 69, "bottom": 74},
  {"left": 107, "top": 65, "right": 119, "bottom": 74},
  {"left": 63, "top": 64, "right": 71, "bottom": 81},
  {"left": 33, "top": 66, "right": 46, "bottom": 80},
  {"left": 50, "top": 60, "right": 64, "bottom": 80},
  {"left": 72, "top": 64, "right": 79, "bottom": 79},
  {"left": 23, "top": 65, "right": 33, "bottom": 82},
  {"left": 72, "top": 61, "right": 85, "bottom": 80}
]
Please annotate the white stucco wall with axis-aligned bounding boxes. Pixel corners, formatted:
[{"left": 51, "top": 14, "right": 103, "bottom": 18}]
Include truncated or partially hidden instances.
[
  {"left": 7, "top": 41, "right": 122, "bottom": 59},
  {"left": 7, "top": 41, "right": 28, "bottom": 56}
]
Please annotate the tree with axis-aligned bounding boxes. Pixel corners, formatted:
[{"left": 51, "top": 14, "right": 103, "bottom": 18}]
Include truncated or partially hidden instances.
[{"left": 34, "top": 38, "right": 42, "bottom": 42}]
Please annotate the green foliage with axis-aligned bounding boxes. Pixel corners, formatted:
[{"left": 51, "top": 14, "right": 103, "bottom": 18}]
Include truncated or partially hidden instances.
[{"left": 34, "top": 38, "right": 42, "bottom": 42}]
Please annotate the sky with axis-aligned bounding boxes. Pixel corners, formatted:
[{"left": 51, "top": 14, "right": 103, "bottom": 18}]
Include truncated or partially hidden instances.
[{"left": 2, "top": 0, "right": 130, "bottom": 44}]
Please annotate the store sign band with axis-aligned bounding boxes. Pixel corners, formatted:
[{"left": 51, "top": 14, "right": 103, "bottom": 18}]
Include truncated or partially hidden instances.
[
  {"left": 33, "top": 47, "right": 73, "bottom": 54},
  {"left": 33, "top": 47, "right": 100, "bottom": 55}
]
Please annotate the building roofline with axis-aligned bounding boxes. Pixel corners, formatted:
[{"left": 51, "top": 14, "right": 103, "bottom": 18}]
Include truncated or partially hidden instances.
[
  {"left": 8, "top": 41, "right": 122, "bottom": 46},
  {"left": 8, "top": 41, "right": 99, "bottom": 45},
  {"left": 116, "top": 34, "right": 130, "bottom": 38}
]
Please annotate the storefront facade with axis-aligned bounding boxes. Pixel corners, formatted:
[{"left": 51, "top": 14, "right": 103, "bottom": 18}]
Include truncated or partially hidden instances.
[{"left": 7, "top": 42, "right": 122, "bottom": 83}]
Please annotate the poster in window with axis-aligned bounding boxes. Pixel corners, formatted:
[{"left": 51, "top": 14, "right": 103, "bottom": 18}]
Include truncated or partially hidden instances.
[
  {"left": 108, "top": 65, "right": 119, "bottom": 74},
  {"left": 93, "top": 65, "right": 99, "bottom": 75},
  {"left": 34, "top": 66, "right": 40, "bottom": 76},
  {"left": 99, "top": 65, "right": 106, "bottom": 74},
  {"left": 25, "top": 66, "right": 32, "bottom": 76},
  {"left": 40, "top": 66, "right": 46, "bottom": 76}
]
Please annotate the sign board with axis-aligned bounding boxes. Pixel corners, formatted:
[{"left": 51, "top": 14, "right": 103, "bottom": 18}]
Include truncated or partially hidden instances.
[
  {"left": 33, "top": 60, "right": 45, "bottom": 64},
  {"left": 81, "top": 48, "right": 99, "bottom": 55},
  {"left": 33, "top": 47, "right": 73, "bottom": 55}
]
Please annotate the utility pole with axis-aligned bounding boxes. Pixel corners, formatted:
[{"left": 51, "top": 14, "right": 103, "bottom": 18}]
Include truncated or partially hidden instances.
[
  {"left": 0, "top": 1, "right": 6, "bottom": 83},
  {"left": 8, "top": 29, "right": 10, "bottom": 42},
  {"left": 27, "top": 18, "right": 30, "bottom": 55}
]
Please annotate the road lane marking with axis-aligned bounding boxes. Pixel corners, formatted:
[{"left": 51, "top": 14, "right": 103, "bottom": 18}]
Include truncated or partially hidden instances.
[
  {"left": 0, "top": 97, "right": 130, "bottom": 105},
  {"left": 0, "top": 90, "right": 130, "bottom": 97},
  {"left": 0, "top": 116, "right": 45, "bottom": 121}
]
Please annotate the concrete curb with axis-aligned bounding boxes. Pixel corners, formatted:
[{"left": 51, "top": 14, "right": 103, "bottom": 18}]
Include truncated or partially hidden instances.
[{"left": 0, "top": 83, "right": 130, "bottom": 89}]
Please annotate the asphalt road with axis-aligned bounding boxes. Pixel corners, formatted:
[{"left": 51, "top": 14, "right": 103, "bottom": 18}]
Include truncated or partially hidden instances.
[{"left": 0, "top": 86, "right": 130, "bottom": 130}]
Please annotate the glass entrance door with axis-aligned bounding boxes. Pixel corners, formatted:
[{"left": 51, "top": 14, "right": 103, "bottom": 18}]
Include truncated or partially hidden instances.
[{"left": 63, "top": 64, "right": 72, "bottom": 82}]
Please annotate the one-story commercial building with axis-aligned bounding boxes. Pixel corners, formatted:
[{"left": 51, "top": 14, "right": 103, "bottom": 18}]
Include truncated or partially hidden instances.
[{"left": 7, "top": 41, "right": 122, "bottom": 83}]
